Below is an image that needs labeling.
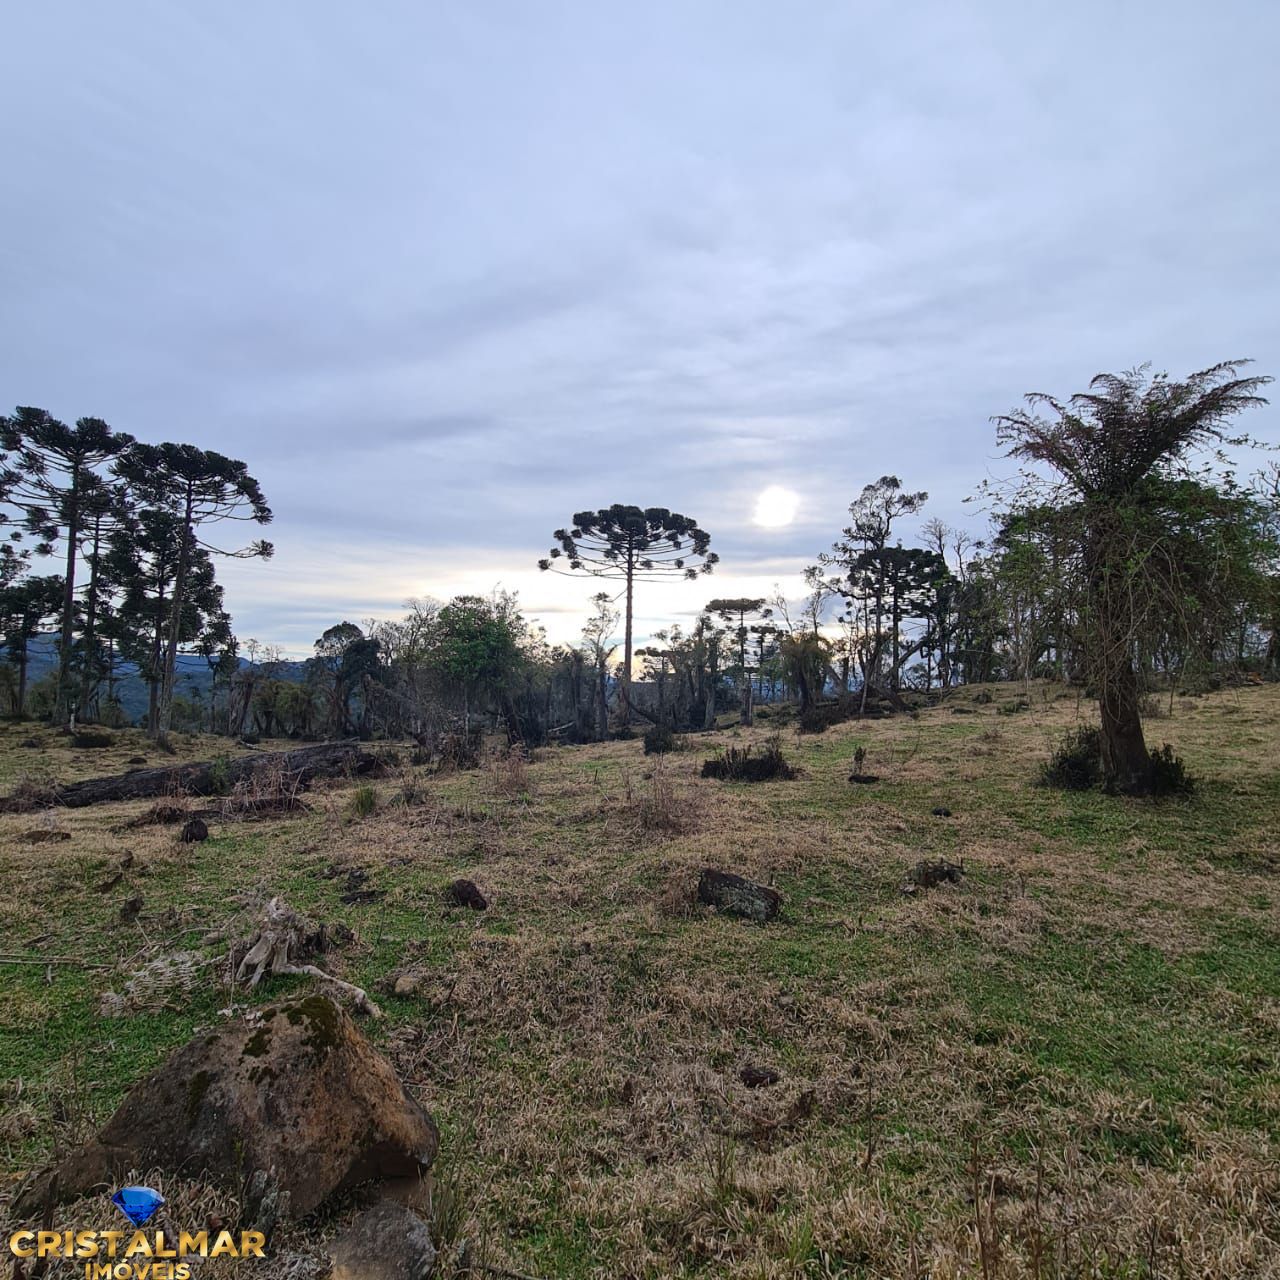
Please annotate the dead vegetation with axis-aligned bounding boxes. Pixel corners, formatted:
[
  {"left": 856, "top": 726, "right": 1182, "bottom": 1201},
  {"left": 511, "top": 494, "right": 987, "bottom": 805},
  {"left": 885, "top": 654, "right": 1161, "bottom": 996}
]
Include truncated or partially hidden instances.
[{"left": 2, "top": 684, "right": 1279, "bottom": 1278}]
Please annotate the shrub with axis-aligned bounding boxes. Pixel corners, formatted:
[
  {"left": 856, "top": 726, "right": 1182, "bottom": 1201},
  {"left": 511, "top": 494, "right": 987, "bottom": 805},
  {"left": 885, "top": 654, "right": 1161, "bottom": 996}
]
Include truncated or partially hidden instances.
[
  {"left": 208, "top": 755, "right": 234, "bottom": 795},
  {"left": 1040, "top": 727, "right": 1103, "bottom": 791},
  {"left": 489, "top": 745, "right": 531, "bottom": 798},
  {"left": 347, "top": 785, "right": 377, "bottom": 818},
  {"left": 636, "top": 763, "right": 693, "bottom": 832},
  {"left": 438, "top": 729, "right": 482, "bottom": 772},
  {"left": 1148, "top": 744, "right": 1195, "bottom": 796},
  {"left": 701, "top": 735, "right": 798, "bottom": 783},
  {"left": 798, "top": 701, "right": 855, "bottom": 734},
  {"left": 643, "top": 723, "right": 677, "bottom": 755}
]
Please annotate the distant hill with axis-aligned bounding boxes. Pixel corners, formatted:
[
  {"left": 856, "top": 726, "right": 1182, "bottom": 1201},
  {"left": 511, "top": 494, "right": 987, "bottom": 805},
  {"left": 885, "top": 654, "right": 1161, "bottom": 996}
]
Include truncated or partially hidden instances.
[{"left": 12, "top": 635, "right": 307, "bottom": 725}]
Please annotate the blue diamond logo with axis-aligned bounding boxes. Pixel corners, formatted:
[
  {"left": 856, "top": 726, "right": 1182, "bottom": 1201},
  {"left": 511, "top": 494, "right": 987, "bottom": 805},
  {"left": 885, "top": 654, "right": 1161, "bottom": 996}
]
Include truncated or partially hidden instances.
[{"left": 111, "top": 1185, "right": 165, "bottom": 1227}]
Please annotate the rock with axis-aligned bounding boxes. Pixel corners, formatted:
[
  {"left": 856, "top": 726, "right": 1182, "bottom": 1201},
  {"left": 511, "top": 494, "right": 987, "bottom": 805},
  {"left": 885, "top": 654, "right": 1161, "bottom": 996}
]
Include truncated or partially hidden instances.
[
  {"left": 931, "top": 806, "right": 953, "bottom": 817},
  {"left": 242, "top": 1167, "right": 286, "bottom": 1241},
  {"left": 180, "top": 817, "right": 209, "bottom": 843},
  {"left": 697, "top": 869, "right": 781, "bottom": 923},
  {"left": 342, "top": 888, "right": 385, "bottom": 905},
  {"left": 740, "top": 1063, "right": 781, "bottom": 1088},
  {"left": 392, "top": 972, "right": 423, "bottom": 998},
  {"left": 907, "top": 859, "right": 964, "bottom": 891},
  {"left": 328, "top": 1202, "right": 436, "bottom": 1280},
  {"left": 127, "top": 755, "right": 148, "bottom": 765},
  {"left": 13, "top": 995, "right": 438, "bottom": 1219},
  {"left": 444, "top": 878, "right": 488, "bottom": 911}
]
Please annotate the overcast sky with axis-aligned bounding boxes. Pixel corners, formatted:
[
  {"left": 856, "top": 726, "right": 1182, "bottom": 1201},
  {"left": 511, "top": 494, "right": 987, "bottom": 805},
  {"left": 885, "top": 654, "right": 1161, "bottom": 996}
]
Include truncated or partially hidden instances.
[{"left": 3, "top": 2, "right": 1277, "bottom": 655}]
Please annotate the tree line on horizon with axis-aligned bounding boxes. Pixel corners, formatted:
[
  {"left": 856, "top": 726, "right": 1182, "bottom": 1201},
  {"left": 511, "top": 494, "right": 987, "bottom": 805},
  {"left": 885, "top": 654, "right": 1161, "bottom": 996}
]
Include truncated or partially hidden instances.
[{"left": 3, "top": 360, "right": 1277, "bottom": 793}]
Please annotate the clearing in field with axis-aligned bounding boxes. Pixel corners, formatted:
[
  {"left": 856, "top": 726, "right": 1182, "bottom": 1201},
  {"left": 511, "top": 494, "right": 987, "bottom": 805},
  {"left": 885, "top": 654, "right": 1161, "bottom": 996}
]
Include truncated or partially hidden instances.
[{"left": 1, "top": 682, "right": 1277, "bottom": 1278}]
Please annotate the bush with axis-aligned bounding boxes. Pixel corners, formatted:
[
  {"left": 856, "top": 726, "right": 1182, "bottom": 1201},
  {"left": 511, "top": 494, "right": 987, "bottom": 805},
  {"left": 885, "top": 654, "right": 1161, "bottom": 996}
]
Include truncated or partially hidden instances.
[
  {"left": 489, "top": 745, "right": 531, "bottom": 798},
  {"left": 1148, "top": 744, "right": 1195, "bottom": 796},
  {"left": 701, "top": 735, "right": 798, "bottom": 783},
  {"left": 208, "top": 755, "right": 234, "bottom": 795},
  {"left": 643, "top": 723, "right": 677, "bottom": 755},
  {"left": 1040, "top": 727, "right": 1103, "bottom": 791},
  {"left": 798, "top": 701, "right": 856, "bottom": 735},
  {"left": 438, "top": 729, "right": 482, "bottom": 771},
  {"left": 347, "top": 784, "right": 377, "bottom": 818}
]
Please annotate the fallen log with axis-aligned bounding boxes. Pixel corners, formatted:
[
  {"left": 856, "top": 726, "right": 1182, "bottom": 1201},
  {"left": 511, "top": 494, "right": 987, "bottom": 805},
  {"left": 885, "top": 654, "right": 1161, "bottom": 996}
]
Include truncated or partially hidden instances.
[{"left": 1, "top": 742, "right": 376, "bottom": 812}]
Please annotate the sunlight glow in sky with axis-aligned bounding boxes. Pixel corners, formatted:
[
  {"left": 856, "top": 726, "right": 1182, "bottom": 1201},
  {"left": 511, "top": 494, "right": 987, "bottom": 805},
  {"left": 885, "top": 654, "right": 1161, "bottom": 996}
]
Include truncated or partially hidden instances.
[{"left": 752, "top": 485, "right": 801, "bottom": 529}]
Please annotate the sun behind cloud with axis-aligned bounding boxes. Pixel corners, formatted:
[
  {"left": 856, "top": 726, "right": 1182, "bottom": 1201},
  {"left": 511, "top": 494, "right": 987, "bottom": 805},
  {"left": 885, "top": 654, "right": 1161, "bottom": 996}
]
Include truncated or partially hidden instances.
[{"left": 752, "top": 484, "right": 800, "bottom": 529}]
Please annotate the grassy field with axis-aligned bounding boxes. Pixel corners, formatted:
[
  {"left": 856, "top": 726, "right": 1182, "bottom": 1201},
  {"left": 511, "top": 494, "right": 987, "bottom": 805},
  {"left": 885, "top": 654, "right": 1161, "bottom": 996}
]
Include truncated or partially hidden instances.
[{"left": 1, "top": 684, "right": 1278, "bottom": 1278}]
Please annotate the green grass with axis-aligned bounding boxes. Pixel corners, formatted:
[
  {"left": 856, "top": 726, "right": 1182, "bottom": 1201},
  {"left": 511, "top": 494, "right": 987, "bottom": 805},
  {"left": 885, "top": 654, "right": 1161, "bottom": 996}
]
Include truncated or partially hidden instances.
[{"left": 2, "top": 684, "right": 1279, "bottom": 1277}]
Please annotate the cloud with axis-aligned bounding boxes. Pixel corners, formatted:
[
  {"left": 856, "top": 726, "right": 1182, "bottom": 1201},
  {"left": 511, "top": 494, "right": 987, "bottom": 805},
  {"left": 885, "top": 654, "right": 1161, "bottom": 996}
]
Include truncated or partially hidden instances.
[{"left": 2, "top": 0, "right": 1277, "bottom": 656}]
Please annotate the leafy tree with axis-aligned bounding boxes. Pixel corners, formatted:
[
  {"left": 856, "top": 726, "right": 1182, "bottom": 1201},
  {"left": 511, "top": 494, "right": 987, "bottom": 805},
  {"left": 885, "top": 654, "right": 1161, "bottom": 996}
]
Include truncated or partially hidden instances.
[
  {"left": 778, "top": 631, "right": 830, "bottom": 712},
  {"left": 706, "top": 597, "right": 772, "bottom": 724},
  {"left": 540, "top": 505, "right": 717, "bottom": 722},
  {"left": 993, "top": 360, "right": 1271, "bottom": 793},
  {"left": 115, "top": 442, "right": 271, "bottom": 738},
  {"left": 0, "top": 407, "right": 134, "bottom": 722},
  {"left": 579, "top": 591, "right": 619, "bottom": 740},
  {"left": 426, "top": 594, "right": 527, "bottom": 731},
  {"left": 312, "top": 622, "right": 382, "bottom": 737},
  {"left": 818, "top": 477, "right": 927, "bottom": 711},
  {"left": 75, "top": 478, "right": 131, "bottom": 716},
  {"left": 0, "top": 573, "right": 64, "bottom": 716},
  {"left": 104, "top": 507, "right": 232, "bottom": 732}
]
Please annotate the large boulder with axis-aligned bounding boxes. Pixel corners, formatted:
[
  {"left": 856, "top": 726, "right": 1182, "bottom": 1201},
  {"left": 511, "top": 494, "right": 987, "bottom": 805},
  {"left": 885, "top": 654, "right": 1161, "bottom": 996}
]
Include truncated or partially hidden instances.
[
  {"left": 14, "top": 995, "right": 437, "bottom": 1219},
  {"left": 329, "top": 1201, "right": 437, "bottom": 1279}
]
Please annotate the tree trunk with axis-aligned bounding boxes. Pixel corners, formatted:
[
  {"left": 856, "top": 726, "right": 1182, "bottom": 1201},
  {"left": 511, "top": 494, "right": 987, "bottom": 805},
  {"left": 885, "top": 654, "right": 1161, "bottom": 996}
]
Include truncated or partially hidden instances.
[
  {"left": 79, "top": 520, "right": 103, "bottom": 718},
  {"left": 17, "top": 644, "right": 29, "bottom": 717},
  {"left": 156, "top": 489, "right": 194, "bottom": 739},
  {"left": 596, "top": 662, "right": 609, "bottom": 740},
  {"left": 620, "top": 554, "right": 635, "bottom": 725},
  {"left": 2, "top": 741, "right": 376, "bottom": 811},
  {"left": 54, "top": 474, "right": 81, "bottom": 727},
  {"left": 1098, "top": 653, "right": 1151, "bottom": 793}
]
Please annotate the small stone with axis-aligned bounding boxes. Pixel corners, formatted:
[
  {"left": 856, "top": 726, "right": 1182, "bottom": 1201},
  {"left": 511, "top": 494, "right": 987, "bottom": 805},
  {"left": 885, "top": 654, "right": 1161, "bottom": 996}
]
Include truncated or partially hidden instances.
[
  {"left": 180, "top": 818, "right": 209, "bottom": 844},
  {"left": 740, "top": 1064, "right": 780, "bottom": 1089},
  {"left": 392, "top": 973, "right": 422, "bottom": 998},
  {"left": 341, "top": 888, "right": 385, "bottom": 905},
  {"left": 328, "top": 1201, "right": 435, "bottom": 1280}
]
